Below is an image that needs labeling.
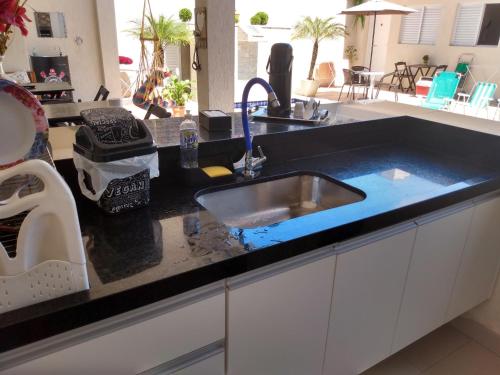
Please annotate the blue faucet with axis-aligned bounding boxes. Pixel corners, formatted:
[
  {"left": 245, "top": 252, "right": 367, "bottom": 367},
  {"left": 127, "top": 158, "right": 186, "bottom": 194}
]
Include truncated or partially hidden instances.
[{"left": 240, "top": 77, "right": 280, "bottom": 178}]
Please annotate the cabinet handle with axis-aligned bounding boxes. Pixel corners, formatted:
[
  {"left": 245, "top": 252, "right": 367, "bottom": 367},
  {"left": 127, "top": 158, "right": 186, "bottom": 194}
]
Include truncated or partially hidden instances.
[
  {"left": 137, "top": 339, "right": 224, "bottom": 375},
  {"left": 473, "top": 190, "right": 500, "bottom": 205},
  {"left": 415, "top": 201, "right": 473, "bottom": 226},
  {"left": 334, "top": 221, "right": 417, "bottom": 254},
  {"left": 227, "top": 246, "right": 334, "bottom": 290}
]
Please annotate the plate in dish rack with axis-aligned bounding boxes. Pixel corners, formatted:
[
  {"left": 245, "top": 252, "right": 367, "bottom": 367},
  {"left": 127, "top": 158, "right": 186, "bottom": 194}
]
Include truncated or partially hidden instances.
[{"left": 0, "top": 79, "right": 49, "bottom": 169}]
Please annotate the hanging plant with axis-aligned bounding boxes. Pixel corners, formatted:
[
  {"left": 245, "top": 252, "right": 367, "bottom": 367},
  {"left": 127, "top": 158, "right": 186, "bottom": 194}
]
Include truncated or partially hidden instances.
[{"left": 353, "top": 0, "right": 365, "bottom": 29}]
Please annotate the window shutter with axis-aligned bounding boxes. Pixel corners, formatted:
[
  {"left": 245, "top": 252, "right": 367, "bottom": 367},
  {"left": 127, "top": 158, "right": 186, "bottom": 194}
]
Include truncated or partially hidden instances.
[
  {"left": 419, "top": 7, "right": 441, "bottom": 45},
  {"left": 451, "top": 3, "right": 483, "bottom": 46},
  {"left": 399, "top": 7, "right": 424, "bottom": 44},
  {"left": 164, "top": 45, "right": 181, "bottom": 73}
]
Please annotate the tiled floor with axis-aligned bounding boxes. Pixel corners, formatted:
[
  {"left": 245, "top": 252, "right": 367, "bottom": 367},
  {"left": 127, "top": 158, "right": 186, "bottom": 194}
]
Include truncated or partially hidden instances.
[
  {"left": 315, "top": 87, "right": 500, "bottom": 122},
  {"left": 362, "top": 324, "right": 500, "bottom": 374}
]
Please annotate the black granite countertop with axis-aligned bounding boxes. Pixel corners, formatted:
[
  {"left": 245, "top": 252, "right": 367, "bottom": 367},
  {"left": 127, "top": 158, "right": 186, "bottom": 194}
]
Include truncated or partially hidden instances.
[{"left": 2, "top": 116, "right": 500, "bottom": 353}]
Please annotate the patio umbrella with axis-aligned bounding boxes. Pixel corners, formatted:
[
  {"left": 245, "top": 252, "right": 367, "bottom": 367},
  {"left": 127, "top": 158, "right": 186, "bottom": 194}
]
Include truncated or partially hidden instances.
[{"left": 340, "top": 0, "right": 417, "bottom": 70}]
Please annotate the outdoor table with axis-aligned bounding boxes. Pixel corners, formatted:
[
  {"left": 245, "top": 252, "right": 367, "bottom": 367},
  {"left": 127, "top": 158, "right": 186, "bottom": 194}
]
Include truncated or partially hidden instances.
[
  {"left": 22, "top": 82, "right": 74, "bottom": 97},
  {"left": 359, "top": 71, "right": 385, "bottom": 99},
  {"left": 408, "top": 64, "right": 438, "bottom": 92},
  {"left": 43, "top": 99, "right": 125, "bottom": 126}
]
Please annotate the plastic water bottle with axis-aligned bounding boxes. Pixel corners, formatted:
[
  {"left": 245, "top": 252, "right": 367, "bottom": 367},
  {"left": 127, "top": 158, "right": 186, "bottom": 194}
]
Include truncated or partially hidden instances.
[{"left": 179, "top": 111, "right": 199, "bottom": 169}]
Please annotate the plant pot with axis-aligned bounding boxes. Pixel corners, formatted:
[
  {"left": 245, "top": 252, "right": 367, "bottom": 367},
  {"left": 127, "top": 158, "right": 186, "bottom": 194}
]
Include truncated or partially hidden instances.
[
  {"left": 296, "top": 79, "right": 320, "bottom": 97},
  {"left": 172, "top": 106, "right": 186, "bottom": 117}
]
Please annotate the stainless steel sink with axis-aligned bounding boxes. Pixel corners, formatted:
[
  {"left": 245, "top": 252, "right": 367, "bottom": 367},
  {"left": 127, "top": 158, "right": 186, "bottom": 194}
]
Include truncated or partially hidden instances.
[{"left": 195, "top": 172, "right": 365, "bottom": 228}]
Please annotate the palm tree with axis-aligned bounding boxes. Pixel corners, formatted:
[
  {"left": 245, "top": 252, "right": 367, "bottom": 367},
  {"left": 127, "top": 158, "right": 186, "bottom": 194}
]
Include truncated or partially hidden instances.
[
  {"left": 292, "top": 17, "right": 347, "bottom": 80},
  {"left": 128, "top": 15, "right": 191, "bottom": 67}
]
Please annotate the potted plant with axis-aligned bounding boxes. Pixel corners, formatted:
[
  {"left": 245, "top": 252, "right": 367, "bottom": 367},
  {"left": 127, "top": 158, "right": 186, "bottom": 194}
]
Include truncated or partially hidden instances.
[
  {"left": 178, "top": 8, "right": 192, "bottom": 23},
  {"left": 345, "top": 45, "right": 358, "bottom": 67},
  {"left": 422, "top": 54, "right": 430, "bottom": 65},
  {"left": 292, "top": 17, "right": 347, "bottom": 97},
  {"left": 128, "top": 15, "right": 191, "bottom": 68},
  {"left": 162, "top": 76, "right": 192, "bottom": 117},
  {"left": 0, "top": 0, "right": 31, "bottom": 80}
]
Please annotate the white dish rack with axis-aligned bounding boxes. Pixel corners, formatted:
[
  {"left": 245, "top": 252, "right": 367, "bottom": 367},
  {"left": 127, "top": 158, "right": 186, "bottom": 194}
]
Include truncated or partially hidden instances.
[{"left": 0, "top": 159, "right": 89, "bottom": 313}]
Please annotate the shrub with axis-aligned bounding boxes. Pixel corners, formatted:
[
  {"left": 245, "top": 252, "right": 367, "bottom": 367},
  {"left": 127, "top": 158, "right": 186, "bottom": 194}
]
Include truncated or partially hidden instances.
[
  {"left": 256, "top": 11, "right": 269, "bottom": 25},
  {"left": 179, "top": 8, "right": 192, "bottom": 22},
  {"left": 250, "top": 14, "right": 261, "bottom": 25},
  {"left": 250, "top": 11, "right": 269, "bottom": 25}
]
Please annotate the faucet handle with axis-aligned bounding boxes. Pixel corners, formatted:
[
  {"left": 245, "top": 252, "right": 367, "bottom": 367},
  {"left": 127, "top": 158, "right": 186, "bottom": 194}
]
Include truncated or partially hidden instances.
[
  {"left": 252, "top": 146, "right": 267, "bottom": 170},
  {"left": 257, "top": 145, "right": 266, "bottom": 159}
]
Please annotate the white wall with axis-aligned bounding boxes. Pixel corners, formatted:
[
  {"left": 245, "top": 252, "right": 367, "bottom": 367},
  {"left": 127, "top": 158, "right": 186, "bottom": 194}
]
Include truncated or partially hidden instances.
[
  {"left": 352, "top": 0, "right": 500, "bottom": 88},
  {"left": 3, "top": 27, "right": 29, "bottom": 73},
  {"left": 3, "top": 0, "right": 121, "bottom": 100}
]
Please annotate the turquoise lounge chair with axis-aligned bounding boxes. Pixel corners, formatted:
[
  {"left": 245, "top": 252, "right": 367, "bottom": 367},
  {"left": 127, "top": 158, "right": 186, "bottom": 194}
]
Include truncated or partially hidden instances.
[
  {"left": 454, "top": 82, "right": 497, "bottom": 118},
  {"left": 422, "top": 72, "right": 461, "bottom": 110}
]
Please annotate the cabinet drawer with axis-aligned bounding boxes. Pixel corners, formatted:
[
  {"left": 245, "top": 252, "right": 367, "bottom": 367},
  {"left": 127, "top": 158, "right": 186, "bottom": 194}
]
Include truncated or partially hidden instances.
[{"left": 1, "top": 283, "right": 225, "bottom": 375}]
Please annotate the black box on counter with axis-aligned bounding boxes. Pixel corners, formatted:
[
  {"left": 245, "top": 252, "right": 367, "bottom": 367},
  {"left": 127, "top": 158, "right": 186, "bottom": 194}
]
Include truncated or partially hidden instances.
[{"left": 199, "top": 110, "right": 232, "bottom": 132}]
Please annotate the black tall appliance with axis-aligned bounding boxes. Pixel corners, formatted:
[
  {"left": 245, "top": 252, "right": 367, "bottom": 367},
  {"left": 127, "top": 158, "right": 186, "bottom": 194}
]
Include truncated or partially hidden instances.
[{"left": 267, "top": 43, "right": 293, "bottom": 117}]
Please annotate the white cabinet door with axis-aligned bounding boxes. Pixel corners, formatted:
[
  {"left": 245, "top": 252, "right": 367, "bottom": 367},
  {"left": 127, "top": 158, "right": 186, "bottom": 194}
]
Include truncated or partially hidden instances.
[
  {"left": 392, "top": 205, "right": 474, "bottom": 353},
  {"left": 227, "top": 248, "right": 336, "bottom": 375},
  {"left": 447, "top": 196, "right": 500, "bottom": 320},
  {"left": 323, "top": 224, "right": 417, "bottom": 375}
]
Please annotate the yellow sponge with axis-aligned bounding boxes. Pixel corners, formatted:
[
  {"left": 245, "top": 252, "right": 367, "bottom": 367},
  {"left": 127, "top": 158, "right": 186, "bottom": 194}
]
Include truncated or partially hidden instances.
[{"left": 201, "top": 166, "right": 233, "bottom": 178}]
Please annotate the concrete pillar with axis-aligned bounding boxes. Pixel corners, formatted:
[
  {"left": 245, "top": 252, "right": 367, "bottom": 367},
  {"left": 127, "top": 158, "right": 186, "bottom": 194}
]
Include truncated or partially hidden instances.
[
  {"left": 95, "top": 0, "right": 122, "bottom": 99},
  {"left": 195, "top": 0, "right": 235, "bottom": 112}
]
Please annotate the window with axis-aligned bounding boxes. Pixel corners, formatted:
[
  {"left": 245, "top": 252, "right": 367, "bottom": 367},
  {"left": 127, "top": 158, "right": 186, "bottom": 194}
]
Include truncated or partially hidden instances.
[
  {"left": 399, "top": 6, "right": 442, "bottom": 45},
  {"left": 451, "top": 3, "right": 500, "bottom": 46},
  {"left": 478, "top": 4, "right": 500, "bottom": 45}
]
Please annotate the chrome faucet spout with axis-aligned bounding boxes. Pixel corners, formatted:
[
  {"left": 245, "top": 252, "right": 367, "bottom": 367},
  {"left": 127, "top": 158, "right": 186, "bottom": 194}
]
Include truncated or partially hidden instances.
[{"left": 240, "top": 78, "right": 278, "bottom": 178}]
